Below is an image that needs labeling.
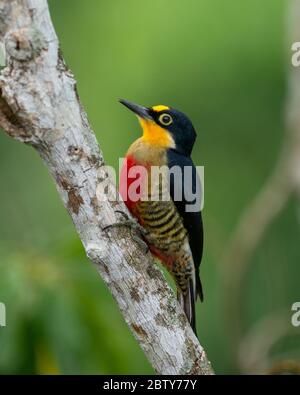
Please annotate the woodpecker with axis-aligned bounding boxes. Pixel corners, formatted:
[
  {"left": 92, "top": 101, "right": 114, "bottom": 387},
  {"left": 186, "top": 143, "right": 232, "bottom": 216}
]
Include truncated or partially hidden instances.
[{"left": 118, "top": 99, "right": 203, "bottom": 336}]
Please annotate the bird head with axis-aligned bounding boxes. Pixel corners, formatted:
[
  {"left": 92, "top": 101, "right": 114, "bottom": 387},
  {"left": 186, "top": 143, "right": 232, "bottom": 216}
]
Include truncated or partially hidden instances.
[{"left": 119, "top": 99, "right": 197, "bottom": 156}]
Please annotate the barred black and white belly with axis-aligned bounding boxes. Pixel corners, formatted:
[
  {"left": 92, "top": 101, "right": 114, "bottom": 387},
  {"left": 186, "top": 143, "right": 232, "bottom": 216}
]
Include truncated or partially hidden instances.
[
  {"left": 135, "top": 163, "right": 195, "bottom": 295},
  {"left": 137, "top": 199, "right": 187, "bottom": 254}
]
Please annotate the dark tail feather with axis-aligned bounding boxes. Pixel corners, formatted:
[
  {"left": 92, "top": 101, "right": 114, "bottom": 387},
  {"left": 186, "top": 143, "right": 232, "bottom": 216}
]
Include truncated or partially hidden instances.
[
  {"left": 177, "top": 280, "right": 197, "bottom": 337},
  {"left": 196, "top": 272, "right": 204, "bottom": 302}
]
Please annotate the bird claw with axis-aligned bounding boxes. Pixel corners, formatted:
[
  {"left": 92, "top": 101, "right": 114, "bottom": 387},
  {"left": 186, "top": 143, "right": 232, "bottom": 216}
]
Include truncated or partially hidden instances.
[
  {"left": 103, "top": 210, "right": 149, "bottom": 254},
  {"left": 130, "top": 232, "right": 149, "bottom": 254}
]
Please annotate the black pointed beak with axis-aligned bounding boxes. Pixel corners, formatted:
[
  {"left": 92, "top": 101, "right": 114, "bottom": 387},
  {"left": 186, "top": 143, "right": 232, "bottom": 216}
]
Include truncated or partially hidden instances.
[{"left": 119, "top": 99, "right": 152, "bottom": 120}]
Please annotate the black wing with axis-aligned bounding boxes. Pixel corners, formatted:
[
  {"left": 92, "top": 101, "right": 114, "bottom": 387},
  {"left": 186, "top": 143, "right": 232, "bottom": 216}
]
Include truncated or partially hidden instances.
[{"left": 167, "top": 149, "right": 204, "bottom": 301}]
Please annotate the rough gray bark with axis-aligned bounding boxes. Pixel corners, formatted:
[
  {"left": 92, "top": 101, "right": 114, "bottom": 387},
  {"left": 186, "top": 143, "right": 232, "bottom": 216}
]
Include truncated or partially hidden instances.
[{"left": 0, "top": 0, "right": 213, "bottom": 375}]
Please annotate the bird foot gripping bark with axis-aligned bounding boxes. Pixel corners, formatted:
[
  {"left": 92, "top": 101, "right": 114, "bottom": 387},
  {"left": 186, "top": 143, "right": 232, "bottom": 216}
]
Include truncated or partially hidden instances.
[{"left": 103, "top": 210, "right": 149, "bottom": 254}]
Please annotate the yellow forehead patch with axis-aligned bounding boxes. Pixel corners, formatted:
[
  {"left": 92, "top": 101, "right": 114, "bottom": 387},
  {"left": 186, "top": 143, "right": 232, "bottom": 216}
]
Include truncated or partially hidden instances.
[{"left": 152, "top": 105, "right": 170, "bottom": 112}]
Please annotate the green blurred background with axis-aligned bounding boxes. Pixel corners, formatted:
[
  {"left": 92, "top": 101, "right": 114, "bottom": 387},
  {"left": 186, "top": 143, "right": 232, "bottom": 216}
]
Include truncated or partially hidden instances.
[{"left": 0, "top": 0, "right": 299, "bottom": 374}]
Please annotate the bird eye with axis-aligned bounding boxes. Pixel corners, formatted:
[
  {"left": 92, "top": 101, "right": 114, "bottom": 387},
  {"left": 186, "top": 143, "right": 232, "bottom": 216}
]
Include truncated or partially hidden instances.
[{"left": 159, "top": 113, "right": 173, "bottom": 126}]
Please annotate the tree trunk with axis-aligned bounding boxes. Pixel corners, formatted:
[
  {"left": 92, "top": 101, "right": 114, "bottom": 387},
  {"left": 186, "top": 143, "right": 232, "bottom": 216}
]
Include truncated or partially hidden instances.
[{"left": 0, "top": 0, "right": 213, "bottom": 375}]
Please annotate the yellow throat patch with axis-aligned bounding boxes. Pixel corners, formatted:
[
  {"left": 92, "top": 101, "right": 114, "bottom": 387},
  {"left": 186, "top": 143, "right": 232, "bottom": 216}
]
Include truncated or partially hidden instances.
[
  {"left": 139, "top": 119, "right": 174, "bottom": 148},
  {"left": 139, "top": 105, "right": 174, "bottom": 148}
]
